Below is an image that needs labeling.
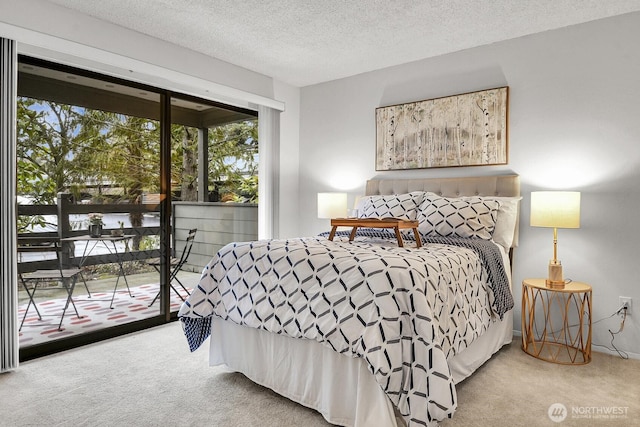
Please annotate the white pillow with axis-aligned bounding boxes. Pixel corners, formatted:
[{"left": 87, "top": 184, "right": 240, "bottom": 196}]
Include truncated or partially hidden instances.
[
  {"left": 357, "top": 192, "right": 424, "bottom": 220},
  {"left": 479, "top": 196, "right": 522, "bottom": 249},
  {"left": 417, "top": 195, "right": 500, "bottom": 240}
]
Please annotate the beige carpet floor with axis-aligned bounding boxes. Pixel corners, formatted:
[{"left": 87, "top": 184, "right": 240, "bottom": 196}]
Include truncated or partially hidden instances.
[
  {"left": 441, "top": 339, "right": 640, "bottom": 427},
  {"left": 1, "top": 321, "right": 639, "bottom": 427}
]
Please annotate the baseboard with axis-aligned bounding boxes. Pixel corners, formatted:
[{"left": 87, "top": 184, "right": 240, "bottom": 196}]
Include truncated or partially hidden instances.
[
  {"left": 591, "top": 344, "right": 640, "bottom": 360},
  {"left": 514, "top": 329, "right": 639, "bottom": 360}
]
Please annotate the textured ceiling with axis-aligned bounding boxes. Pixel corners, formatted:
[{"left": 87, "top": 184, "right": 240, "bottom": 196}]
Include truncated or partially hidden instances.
[{"left": 45, "top": 0, "right": 640, "bottom": 87}]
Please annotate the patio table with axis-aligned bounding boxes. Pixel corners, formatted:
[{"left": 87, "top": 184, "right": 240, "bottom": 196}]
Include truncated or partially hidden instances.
[{"left": 61, "top": 234, "right": 136, "bottom": 308}]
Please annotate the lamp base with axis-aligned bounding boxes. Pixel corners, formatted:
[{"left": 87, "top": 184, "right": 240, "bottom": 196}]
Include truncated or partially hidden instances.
[
  {"left": 546, "top": 261, "right": 565, "bottom": 289},
  {"left": 545, "top": 279, "right": 566, "bottom": 289}
]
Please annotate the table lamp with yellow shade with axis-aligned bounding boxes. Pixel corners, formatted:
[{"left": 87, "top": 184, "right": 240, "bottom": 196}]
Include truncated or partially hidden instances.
[{"left": 530, "top": 191, "right": 581, "bottom": 289}]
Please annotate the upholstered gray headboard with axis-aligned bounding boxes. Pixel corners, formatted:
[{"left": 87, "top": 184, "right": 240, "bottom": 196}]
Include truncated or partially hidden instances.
[{"left": 365, "top": 174, "right": 521, "bottom": 247}]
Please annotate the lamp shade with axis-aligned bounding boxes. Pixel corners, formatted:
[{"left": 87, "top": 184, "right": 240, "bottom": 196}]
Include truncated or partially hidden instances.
[
  {"left": 530, "top": 191, "right": 581, "bottom": 229},
  {"left": 317, "top": 192, "right": 347, "bottom": 219}
]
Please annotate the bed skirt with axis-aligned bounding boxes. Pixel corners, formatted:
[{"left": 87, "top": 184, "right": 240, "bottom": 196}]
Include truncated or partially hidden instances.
[{"left": 209, "top": 310, "right": 513, "bottom": 427}]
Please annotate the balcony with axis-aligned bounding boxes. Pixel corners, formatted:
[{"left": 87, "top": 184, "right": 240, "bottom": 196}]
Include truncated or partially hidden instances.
[{"left": 18, "top": 199, "right": 257, "bottom": 349}]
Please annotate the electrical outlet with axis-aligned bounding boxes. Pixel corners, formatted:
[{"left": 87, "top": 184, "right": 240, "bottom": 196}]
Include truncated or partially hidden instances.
[{"left": 619, "top": 297, "right": 632, "bottom": 316}]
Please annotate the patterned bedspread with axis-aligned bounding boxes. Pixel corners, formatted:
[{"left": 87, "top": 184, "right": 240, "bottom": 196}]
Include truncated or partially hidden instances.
[{"left": 179, "top": 234, "right": 513, "bottom": 427}]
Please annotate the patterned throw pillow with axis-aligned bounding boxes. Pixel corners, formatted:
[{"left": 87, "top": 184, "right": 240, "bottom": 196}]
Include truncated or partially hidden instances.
[
  {"left": 359, "top": 192, "right": 424, "bottom": 220},
  {"left": 417, "top": 195, "right": 500, "bottom": 240}
]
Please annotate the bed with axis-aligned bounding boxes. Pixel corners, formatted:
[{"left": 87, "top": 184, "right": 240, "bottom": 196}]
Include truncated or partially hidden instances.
[{"left": 179, "top": 174, "right": 521, "bottom": 427}]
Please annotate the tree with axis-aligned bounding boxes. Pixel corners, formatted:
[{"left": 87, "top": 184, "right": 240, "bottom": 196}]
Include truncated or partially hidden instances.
[
  {"left": 208, "top": 120, "right": 259, "bottom": 203},
  {"left": 17, "top": 98, "right": 259, "bottom": 241},
  {"left": 17, "top": 99, "right": 84, "bottom": 204},
  {"left": 73, "top": 112, "right": 161, "bottom": 249},
  {"left": 17, "top": 99, "right": 162, "bottom": 248},
  {"left": 171, "top": 125, "right": 198, "bottom": 201},
  {"left": 17, "top": 99, "right": 93, "bottom": 232}
]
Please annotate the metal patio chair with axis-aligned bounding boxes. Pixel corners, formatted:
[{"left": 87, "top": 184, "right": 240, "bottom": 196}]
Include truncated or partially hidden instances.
[
  {"left": 18, "top": 237, "right": 84, "bottom": 331},
  {"left": 147, "top": 228, "right": 196, "bottom": 306}
]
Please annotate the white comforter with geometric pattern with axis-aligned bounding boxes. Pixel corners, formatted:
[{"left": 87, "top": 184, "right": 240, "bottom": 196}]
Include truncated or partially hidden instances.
[{"left": 179, "top": 236, "right": 511, "bottom": 427}]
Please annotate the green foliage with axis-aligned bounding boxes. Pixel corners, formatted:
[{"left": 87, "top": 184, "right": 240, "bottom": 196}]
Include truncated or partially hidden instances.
[
  {"left": 17, "top": 99, "right": 77, "bottom": 204},
  {"left": 17, "top": 98, "right": 162, "bottom": 206},
  {"left": 73, "top": 112, "right": 161, "bottom": 202},
  {"left": 16, "top": 98, "right": 259, "bottom": 225},
  {"left": 17, "top": 99, "right": 69, "bottom": 231},
  {"left": 138, "top": 235, "right": 160, "bottom": 251},
  {"left": 208, "top": 120, "right": 259, "bottom": 203},
  {"left": 234, "top": 175, "right": 259, "bottom": 203}
]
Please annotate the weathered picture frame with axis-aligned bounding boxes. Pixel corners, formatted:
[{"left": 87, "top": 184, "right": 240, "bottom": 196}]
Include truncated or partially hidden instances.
[{"left": 375, "top": 87, "right": 508, "bottom": 170}]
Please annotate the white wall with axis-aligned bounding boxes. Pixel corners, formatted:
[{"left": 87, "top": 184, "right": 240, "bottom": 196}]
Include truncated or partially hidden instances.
[
  {"left": 298, "top": 12, "right": 640, "bottom": 357},
  {"left": 273, "top": 80, "right": 301, "bottom": 238}
]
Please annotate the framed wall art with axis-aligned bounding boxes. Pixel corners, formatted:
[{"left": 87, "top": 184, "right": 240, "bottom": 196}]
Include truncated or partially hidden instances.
[{"left": 375, "top": 86, "right": 508, "bottom": 170}]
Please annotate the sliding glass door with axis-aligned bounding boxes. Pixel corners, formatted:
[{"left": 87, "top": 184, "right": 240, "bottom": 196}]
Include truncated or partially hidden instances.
[
  {"left": 16, "top": 57, "right": 168, "bottom": 358},
  {"left": 14, "top": 56, "right": 259, "bottom": 360}
]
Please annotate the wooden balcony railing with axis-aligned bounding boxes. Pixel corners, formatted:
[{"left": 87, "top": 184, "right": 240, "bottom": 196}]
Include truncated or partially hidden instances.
[{"left": 17, "top": 193, "right": 161, "bottom": 273}]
